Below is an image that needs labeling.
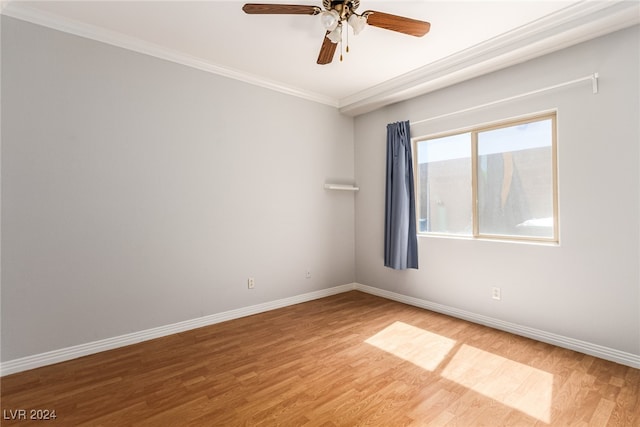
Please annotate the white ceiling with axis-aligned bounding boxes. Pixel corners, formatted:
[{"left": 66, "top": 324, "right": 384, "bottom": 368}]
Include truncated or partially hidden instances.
[{"left": 2, "top": 1, "right": 639, "bottom": 115}]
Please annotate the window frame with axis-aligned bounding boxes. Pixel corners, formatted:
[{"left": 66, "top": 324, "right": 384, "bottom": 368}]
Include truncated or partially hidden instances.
[{"left": 413, "top": 111, "right": 559, "bottom": 244}]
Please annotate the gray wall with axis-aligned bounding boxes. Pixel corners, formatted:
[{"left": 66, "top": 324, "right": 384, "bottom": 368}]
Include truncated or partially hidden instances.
[
  {"left": 354, "top": 26, "right": 639, "bottom": 356},
  {"left": 2, "top": 14, "right": 638, "bottom": 364},
  {"left": 1, "top": 16, "right": 355, "bottom": 361}
]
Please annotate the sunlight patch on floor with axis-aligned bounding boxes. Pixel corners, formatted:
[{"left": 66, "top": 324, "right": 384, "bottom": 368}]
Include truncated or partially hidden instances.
[
  {"left": 364, "top": 321, "right": 457, "bottom": 371},
  {"left": 365, "top": 323, "right": 554, "bottom": 423},
  {"left": 440, "top": 344, "right": 553, "bottom": 423}
]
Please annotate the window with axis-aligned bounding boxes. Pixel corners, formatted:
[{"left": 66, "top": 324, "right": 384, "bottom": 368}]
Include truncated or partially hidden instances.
[{"left": 414, "top": 113, "right": 557, "bottom": 242}]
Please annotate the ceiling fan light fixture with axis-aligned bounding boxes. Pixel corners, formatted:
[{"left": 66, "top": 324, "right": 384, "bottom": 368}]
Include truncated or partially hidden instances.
[
  {"left": 242, "top": 2, "right": 431, "bottom": 65},
  {"left": 348, "top": 14, "right": 366, "bottom": 35},
  {"left": 320, "top": 9, "right": 340, "bottom": 31},
  {"left": 327, "top": 25, "right": 342, "bottom": 43}
]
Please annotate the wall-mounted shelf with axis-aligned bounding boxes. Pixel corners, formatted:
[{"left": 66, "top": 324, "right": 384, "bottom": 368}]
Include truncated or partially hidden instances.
[{"left": 324, "top": 184, "right": 359, "bottom": 191}]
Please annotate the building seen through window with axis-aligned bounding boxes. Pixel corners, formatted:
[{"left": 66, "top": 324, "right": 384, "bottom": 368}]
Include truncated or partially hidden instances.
[{"left": 415, "top": 114, "right": 557, "bottom": 242}]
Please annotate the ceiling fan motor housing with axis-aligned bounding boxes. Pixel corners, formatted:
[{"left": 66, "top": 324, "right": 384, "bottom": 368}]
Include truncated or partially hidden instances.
[{"left": 324, "top": 0, "right": 360, "bottom": 18}]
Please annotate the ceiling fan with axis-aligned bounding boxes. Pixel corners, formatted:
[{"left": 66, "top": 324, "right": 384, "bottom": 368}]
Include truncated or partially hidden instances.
[{"left": 242, "top": 1, "right": 430, "bottom": 65}]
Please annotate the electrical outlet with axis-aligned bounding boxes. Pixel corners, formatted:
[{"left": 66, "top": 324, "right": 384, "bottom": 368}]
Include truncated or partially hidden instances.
[
  {"left": 248, "top": 277, "right": 255, "bottom": 289},
  {"left": 305, "top": 270, "right": 311, "bottom": 279},
  {"left": 492, "top": 287, "right": 501, "bottom": 301}
]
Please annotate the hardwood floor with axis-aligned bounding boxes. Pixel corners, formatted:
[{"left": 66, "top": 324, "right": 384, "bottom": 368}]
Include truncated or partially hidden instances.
[{"left": 1, "top": 291, "right": 638, "bottom": 426}]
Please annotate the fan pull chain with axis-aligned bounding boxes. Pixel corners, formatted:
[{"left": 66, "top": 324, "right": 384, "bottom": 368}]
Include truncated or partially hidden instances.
[
  {"left": 339, "top": 23, "right": 344, "bottom": 62},
  {"left": 345, "top": 22, "right": 349, "bottom": 54}
]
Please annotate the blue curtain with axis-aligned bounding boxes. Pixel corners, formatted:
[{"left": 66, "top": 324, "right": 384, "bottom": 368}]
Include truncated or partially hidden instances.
[{"left": 384, "top": 121, "right": 419, "bottom": 270}]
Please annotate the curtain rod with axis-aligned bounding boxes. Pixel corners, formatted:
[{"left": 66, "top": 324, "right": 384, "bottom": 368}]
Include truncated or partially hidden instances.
[{"left": 410, "top": 73, "right": 599, "bottom": 126}]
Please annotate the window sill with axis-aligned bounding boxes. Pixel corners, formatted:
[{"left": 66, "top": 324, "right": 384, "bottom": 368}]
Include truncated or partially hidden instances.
[{"left": 417, "top": 233, "right": 559, "bottom": 247}]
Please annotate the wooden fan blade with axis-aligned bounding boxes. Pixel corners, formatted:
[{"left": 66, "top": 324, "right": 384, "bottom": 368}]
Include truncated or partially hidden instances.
[
  {"left": 364, "top": 10, "right": 430, "bottom": 37},
  {"left": 317, "top": 32, "right": 337, "bottom": 65},
  {"left": 242, "top": 3, "right": 320, "bottom": 15}
]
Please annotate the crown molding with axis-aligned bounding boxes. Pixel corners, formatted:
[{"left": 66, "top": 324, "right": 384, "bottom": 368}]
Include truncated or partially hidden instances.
[
  {"left": 338, "top": 0, "right": 640, "bottom": 116},
  {"left": 0, "top": 1, "right": 339, "bottom": 108},
  {"left": 1, "top": 1, "right": 638, "bottom": 116}
]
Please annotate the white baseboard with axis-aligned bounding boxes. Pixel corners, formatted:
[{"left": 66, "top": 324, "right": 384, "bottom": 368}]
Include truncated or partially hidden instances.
[
  {"left": 0, "top": 283, "right": 357, "bottom": 376},
  {"left": 354, "top": 283, "right": 640, "bottom": 369},
  {"left": 3, "top": 281, "right": 638, "bottom": 375}
]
